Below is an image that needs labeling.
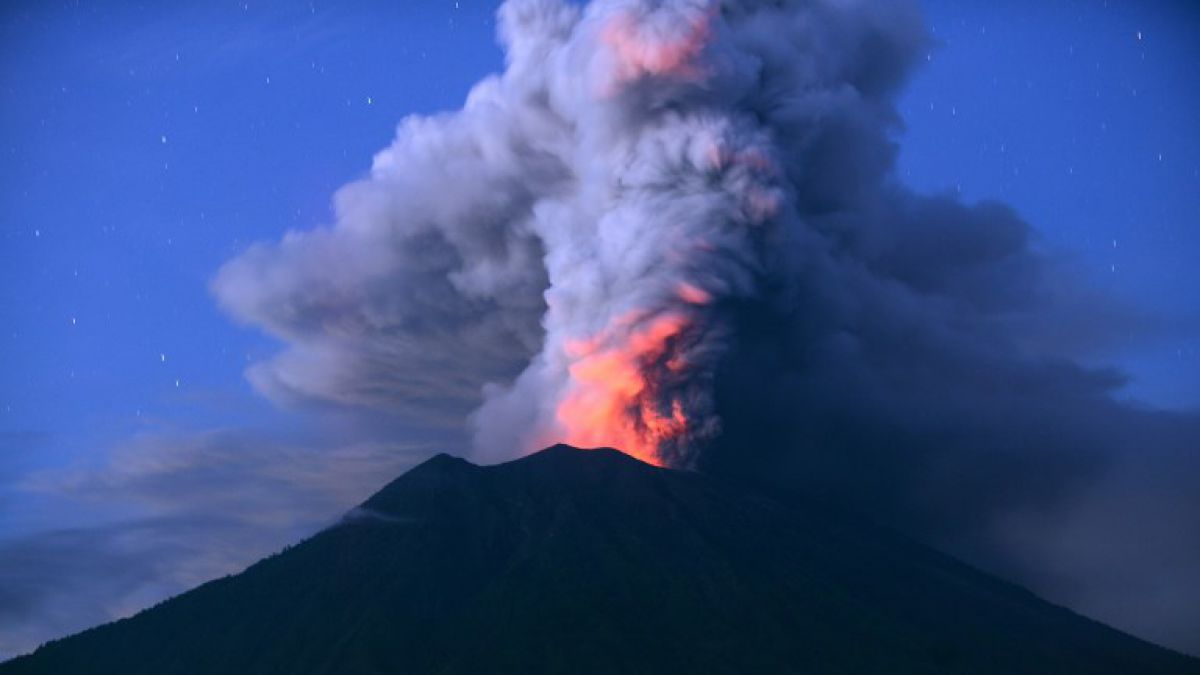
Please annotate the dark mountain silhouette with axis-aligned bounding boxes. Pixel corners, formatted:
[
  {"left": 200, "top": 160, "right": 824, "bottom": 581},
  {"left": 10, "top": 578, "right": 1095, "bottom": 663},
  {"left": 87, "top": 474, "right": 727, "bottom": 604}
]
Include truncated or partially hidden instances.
[{"left": 3, "top": 444, "right": 1196, "bottom": 674}]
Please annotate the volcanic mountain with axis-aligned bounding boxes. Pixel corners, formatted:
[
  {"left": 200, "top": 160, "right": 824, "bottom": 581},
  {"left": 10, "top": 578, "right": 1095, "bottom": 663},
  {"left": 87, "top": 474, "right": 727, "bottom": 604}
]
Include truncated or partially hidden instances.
[{"left": 3, "top": 444, "right": 1195, "bottom": 674}]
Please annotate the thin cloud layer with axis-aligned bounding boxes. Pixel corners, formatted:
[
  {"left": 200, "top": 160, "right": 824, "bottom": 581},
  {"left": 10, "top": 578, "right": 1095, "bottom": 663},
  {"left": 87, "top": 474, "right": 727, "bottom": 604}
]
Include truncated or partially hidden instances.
[{"left": 0, "top": 431, "right": 428, "bottom": 659}]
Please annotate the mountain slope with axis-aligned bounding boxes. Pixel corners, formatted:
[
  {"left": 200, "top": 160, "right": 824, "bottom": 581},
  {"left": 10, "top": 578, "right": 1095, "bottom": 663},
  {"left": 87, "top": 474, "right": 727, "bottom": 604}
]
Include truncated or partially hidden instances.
[{"left": 3, "top": 444, "right": 1196, "bottom": 674}]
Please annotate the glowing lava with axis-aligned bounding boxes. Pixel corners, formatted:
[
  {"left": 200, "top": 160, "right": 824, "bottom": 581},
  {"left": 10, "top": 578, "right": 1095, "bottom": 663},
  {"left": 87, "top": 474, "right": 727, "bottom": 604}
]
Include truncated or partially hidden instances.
[{"left": 556, "top": 312, "right": 694, "bottom": 466}]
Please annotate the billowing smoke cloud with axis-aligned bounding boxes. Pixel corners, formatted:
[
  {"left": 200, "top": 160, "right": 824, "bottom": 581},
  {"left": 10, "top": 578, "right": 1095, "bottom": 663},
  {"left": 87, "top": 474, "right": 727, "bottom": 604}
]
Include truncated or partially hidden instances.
[{"left": 213, "top": 0, "right": 1200, "bottom": 653}]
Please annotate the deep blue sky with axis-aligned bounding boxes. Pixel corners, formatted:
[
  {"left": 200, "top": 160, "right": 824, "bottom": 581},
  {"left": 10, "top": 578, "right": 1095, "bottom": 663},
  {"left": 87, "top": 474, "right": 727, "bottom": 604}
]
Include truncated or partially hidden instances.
[
  {"left": 899, "top": 1, "right": 1200, "bottom": 409},
  {"left": 0, "top": 0, "right": 1197, "bottom": 657},
  {"left": 2, "top": 1, "right": 504, "bottom": 540}
]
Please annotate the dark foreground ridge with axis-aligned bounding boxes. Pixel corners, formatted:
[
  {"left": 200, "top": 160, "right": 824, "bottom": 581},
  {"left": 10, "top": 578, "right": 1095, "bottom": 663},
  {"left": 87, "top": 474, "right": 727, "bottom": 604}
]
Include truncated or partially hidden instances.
[{"left": 4, "top": 444, "right": 1196, "bottom": 674}]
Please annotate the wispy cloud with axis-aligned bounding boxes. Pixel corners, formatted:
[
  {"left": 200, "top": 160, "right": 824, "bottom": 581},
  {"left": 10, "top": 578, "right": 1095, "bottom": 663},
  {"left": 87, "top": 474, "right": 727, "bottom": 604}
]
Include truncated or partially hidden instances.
[{"left": 0, "top": 428, "right": 436, "bottom": 660}]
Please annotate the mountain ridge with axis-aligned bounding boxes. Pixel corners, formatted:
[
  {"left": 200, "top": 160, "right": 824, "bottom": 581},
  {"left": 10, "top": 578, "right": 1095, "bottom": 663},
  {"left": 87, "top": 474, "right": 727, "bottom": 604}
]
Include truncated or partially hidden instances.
[{"left": 3, "top": 444, "right": 1196, "bottom": 674}]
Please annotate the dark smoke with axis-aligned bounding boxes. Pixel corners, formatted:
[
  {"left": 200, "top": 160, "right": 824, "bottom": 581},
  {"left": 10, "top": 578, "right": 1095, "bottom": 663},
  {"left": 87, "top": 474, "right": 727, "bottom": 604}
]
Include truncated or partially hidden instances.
[{"left": 213, "top": 0, "right": 1200, "bottom": 653}]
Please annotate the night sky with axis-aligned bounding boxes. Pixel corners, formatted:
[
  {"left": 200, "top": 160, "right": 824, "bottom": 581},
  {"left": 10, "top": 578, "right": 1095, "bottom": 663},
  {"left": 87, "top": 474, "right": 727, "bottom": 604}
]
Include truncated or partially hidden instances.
[{"left": 1, "top": 0, "right": 1198, "bottom": 660}]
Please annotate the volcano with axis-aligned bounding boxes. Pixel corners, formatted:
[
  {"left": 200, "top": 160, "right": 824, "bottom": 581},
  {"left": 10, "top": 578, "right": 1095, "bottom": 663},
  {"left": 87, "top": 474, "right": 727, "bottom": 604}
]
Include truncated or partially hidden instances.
[{"left": 3, "top": 445, "right": 1195, "bottom": 674}]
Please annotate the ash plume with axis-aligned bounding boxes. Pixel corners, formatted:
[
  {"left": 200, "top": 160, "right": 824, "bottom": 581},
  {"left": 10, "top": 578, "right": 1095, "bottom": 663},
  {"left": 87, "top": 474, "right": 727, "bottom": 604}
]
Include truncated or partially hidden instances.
[{"left": 213, "top": 0, "right": 1200, "bottom": 653}]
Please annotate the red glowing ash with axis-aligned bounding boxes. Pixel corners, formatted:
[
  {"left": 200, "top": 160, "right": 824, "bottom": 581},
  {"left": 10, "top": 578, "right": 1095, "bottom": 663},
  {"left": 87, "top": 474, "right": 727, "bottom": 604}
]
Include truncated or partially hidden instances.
[
  {"left": 676, "top": 282, "right": 712, "bottom": 305},
  {"left": 556, "top": 312, "right": 695, "bottom": 466},
  {"left": 600, "top": 8, "right": 713, "bottom": 89}
]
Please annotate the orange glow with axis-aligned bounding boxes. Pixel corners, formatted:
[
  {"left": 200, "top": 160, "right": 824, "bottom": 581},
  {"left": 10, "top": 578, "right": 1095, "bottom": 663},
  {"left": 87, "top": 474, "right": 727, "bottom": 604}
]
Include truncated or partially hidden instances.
[
  {"left": 556, "top": 313, "right": 693, "bottom": 466},
  {"left": 601, "top": 9, "right": 712, "bottom": 87},
  {"left": 676, "top": 282, "right": 712, "bottom": 305}
]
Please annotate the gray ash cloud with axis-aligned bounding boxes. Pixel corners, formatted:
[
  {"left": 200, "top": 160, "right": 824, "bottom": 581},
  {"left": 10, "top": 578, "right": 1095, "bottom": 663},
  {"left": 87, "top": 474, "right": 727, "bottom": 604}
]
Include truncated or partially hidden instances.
[{"left": 212, "top": 0, "right": 1199, "bottom": 653}]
